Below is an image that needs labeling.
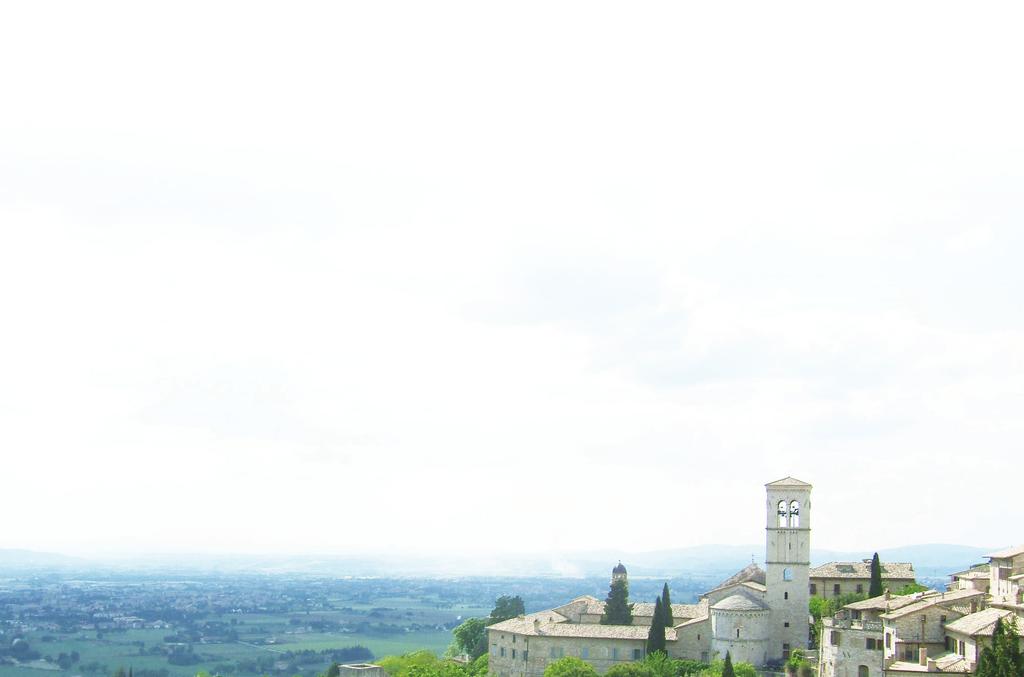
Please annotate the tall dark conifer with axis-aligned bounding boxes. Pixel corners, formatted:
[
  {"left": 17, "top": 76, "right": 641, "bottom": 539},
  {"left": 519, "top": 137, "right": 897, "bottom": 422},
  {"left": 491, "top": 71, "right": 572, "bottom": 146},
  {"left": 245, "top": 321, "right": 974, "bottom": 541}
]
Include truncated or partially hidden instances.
[
  {"left": 661, "top": 583, "right": 673, "bottom": 626},
  {"left": 722, "top": 651, "right": 735, "bottom": 677},
  {"left": 601, "top": 577, "right": 634, "bottom": 625},
  {"left": 869, "top": 553, "right": 883, "bottom": 597},
  {"left": 976, "top": 617, "right": 1023, "bottom": 677},
  {"left": 646, "top": 596, "right": 666, "bottom": 655}
]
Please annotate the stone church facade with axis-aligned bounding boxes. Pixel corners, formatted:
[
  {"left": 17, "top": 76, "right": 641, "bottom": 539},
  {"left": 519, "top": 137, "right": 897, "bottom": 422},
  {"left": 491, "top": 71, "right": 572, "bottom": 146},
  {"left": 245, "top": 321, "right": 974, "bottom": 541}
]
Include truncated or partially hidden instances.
[{"left": 487, "top": 477, "right": 813, "bottom": 677}]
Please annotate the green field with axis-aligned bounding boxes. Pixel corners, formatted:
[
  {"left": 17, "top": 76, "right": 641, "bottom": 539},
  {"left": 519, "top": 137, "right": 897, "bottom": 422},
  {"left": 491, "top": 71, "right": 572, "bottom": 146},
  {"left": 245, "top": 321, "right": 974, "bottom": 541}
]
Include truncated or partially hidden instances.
[{"left": 0, "top": 602, "right": 489, "bottom": 677}]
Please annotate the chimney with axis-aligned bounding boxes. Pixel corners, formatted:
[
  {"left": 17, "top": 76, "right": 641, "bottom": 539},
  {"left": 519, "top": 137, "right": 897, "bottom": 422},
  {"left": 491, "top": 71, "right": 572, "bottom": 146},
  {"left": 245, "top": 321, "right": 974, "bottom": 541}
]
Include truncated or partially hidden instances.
[
  {"left": 533, "top": 619, "right": 540, "bottom": 633},
  {"left": 919, "top": 648, "right": 928, "bottom": 667},
  {"left": 884, "top": 589, "right": 891, "bottom": 600}
]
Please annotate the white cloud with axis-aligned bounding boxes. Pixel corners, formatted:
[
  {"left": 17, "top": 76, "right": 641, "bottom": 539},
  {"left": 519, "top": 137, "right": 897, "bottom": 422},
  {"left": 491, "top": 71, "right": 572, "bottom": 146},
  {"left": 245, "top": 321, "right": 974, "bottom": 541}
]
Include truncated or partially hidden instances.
[{"left": 1, "top": 1, "right": 1022, "bottom": 560}]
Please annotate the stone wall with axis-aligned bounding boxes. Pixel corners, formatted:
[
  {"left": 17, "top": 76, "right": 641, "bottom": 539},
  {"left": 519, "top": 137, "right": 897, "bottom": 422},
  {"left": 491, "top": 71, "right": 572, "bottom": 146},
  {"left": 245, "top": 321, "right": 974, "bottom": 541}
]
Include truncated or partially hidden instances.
[
  {"left": 487, "top": 629, "right": 647, "bottom": 677},
  {"left": 818, "top": 618, "right": 884, "bottom": 677}
]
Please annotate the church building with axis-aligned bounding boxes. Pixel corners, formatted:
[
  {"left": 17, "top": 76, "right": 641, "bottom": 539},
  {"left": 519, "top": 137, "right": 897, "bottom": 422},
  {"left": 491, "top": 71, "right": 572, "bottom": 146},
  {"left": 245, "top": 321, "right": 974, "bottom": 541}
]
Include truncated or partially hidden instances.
[{"left": 486, "top": 477, "right": 813, "bottom": 677}]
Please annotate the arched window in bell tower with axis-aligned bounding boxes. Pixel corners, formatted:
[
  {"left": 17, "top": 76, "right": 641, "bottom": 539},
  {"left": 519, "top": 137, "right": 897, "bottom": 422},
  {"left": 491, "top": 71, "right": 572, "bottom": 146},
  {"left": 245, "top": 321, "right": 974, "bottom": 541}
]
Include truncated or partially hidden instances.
[
  {"left": 789, "top": 500, "right": 800, "bottom": 527},
  {"left": 777, "top": 500, "right": 788, "bottom": 527}
]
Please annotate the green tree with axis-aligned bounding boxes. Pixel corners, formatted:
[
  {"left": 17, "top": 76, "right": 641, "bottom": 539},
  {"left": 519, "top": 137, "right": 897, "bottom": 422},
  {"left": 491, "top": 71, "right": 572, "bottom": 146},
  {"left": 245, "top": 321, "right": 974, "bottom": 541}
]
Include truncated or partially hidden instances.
[
  {"left": 976, "top": 617, "right": 1024, "bottom": 677},
  {"left": 721, "top": 652, "right": 735, "bottom": 677},
  {"left": 327, "top": 664, "right": 341, "bottom": 677},
  {"left": 605, "top": 664, "right": 654, "bottom": 677},
  {"left": 601, "top": 578, "right": 634, "bottom": 625},
  {"left": 674, "top": 659, "right": 708, "bottom": 676},
  {"left": 894, "top": 583, "right": 929, "bottom": 596},
  {"left": 733, "top": 663, "right": 757, "bottom": 677},
  {"left": 450, "top": 618, "right": 488, "bottom": 659},
  {"left": 379, "top": 650, "right": 444, "bottom": 677},
  {"left": 647, "top": 597, "right": 666, "bottom": 655},
  {"left": 785, "top": 649, "right": 814, "bottom": 677},
  {"left": 868, "top": 553, "right": 883, "bottom": 597},
  {"left": 490, "top": 596, "right": 526, "bottom": 623},
  {"left": 641, "top": 651, "right": 676, "bottom": 677},
  {"left": 468, "top": 655, "right": 488, "bottom": 677},
  {"left": 543, "top": 657, "right": 598, "bottom": 677},
  {"left": 661, "top": 583, "right": 673, "bottom": 626}
]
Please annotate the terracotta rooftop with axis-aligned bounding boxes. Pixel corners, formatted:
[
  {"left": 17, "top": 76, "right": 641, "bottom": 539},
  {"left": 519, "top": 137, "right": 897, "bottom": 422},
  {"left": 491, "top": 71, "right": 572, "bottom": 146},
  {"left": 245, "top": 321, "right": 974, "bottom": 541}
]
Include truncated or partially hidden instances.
[
  {"left": 709, "top": 563, "right": 766, "bottom": 592},
  {"left": 844, "top": 591, "right": 936, "bottom": 612},
  {"left": 810, "top": 561, "right": 915, "bottom": 579},
  {"left": 487, "top": 613, "right": 675, "bottom": 640},
  {"left": 711, "top": 592, "right": 769, "bottom": 612},
  {"left": 880, "top": 589, "right": 985, "bottom": 620},
  {"left": 986, "top": 545, "right": 1024, "bottom": 560},
  {"left": 632, "top": 602, "right": 706, "bottom": 620},
  {"left": 944, "top": 608, "right": 1014, "bottom": 637}
]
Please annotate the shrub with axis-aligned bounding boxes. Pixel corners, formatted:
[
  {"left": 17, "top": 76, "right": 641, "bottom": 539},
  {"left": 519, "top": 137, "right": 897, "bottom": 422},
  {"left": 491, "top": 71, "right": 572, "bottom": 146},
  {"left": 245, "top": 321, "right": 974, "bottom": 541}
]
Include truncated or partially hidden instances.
[{"left": 543, "top": 657, "right": 598, "bottom": 677}]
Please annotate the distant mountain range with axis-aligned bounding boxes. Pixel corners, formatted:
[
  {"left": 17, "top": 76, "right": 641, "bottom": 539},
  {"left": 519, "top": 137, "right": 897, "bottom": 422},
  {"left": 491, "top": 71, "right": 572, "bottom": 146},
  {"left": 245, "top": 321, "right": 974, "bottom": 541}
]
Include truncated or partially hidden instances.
[{"left": 0, "top": 543, "right": 998, "bottom": 580}]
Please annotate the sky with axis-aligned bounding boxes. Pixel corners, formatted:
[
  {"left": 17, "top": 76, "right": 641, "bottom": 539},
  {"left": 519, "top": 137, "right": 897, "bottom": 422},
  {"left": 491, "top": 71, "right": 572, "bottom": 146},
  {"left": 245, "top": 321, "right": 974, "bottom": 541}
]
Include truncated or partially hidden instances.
[{"left": 0, "top": 2, "right": 1022, "bottom": 560}]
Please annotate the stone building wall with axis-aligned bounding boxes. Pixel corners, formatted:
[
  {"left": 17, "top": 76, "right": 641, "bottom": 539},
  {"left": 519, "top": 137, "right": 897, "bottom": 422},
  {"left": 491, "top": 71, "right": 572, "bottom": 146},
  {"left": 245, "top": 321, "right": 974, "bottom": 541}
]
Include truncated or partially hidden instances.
[
  {"left": 883, "top": 606, "right": 967, "bottom": 664},
  {"left": 487, "top": 629, "right": 646, "bottom": 677},
  {"left": 818, "top": 618, "right": 884, "bottom": 677},
  {"left": 669, "top": 618, "right": 711, "bottom": 663},
  {"left": 711, "top": 609, "right": 770, "bottom": 666}
]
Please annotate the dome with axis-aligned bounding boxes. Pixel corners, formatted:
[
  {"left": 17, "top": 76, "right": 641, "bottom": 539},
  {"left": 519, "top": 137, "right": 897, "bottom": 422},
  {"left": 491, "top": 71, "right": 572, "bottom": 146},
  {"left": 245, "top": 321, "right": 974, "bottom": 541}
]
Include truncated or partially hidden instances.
[
  {"left": 612, "top": 562, "right": 627, "bottom": 575},
  {"left": 710, "top": 592, "right": 768, "bottom": 612}
]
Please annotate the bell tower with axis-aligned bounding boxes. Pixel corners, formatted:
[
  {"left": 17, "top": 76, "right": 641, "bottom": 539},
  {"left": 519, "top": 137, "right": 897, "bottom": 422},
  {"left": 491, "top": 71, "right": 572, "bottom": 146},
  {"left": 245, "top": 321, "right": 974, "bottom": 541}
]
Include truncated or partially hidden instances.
[{"left": 764, "top": 476, "right": 812, "bottom": 662}]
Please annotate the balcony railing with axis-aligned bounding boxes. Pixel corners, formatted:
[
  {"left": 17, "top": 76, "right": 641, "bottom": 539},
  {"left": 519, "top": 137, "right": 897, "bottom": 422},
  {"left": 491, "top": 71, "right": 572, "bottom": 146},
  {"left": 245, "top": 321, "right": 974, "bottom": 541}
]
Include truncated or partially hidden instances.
[{"left": 823, "top": 618, "right": 883, "bottom": 632}]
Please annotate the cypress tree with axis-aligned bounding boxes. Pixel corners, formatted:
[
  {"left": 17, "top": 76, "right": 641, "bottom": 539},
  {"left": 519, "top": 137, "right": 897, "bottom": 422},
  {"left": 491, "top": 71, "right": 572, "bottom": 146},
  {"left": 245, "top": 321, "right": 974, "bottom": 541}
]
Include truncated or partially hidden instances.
[
  {"left": 869, "top": 553, "right": 883, "bottom": 597},
  {"left": 661, "top": 583, "right": 673, "bottom": 626},
  {"left": 646, "top": 597, "right": 666, "bottom": 655},
  {"left": 601, "top": 577, "right": 634, "bottom": 625},
  {"left": 976, "top": 617, "right": 1023, "bottom": 677},
  {"left": 722, "top": 652, "right": 735, "bottom": 677}
]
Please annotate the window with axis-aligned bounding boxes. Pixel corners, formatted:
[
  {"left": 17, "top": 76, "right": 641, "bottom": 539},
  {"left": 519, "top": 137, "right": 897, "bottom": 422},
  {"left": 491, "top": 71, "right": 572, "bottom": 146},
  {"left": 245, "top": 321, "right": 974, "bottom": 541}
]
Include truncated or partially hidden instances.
[
  {"left": 512, "top": 636, "right": 516, "bottom": 644},
  {"left": 633, "top": 649, "right": 643, "bottom": 660},
  {"left": 831, "top": 631, "right": 840, "bottom": 646},
  {"left": 945, "top": 637, "right": 950, "bottom": 651},
  {"left": 701, "top": 652, "right": 709, "bottom": 664},
  {"left": 549, "top": 648, "right": 563, "bottom": 659},
  {"left": 500, "top": 648, "right": 506, "bottom": 657},
  {"left": 784, "top": 622, "right": 790, "bottom": 628},
  {"left": 866, "top": 639, "right": 875, "bottom": 650},
  {"left": 581, "top": 648, "right": 588, "bottom": 659},
  {"left": 697, "top": 635, "right": 701, "bottom": 641},
  {"left": 885, "top": 634, "right": 891, "bottom": 648},
  {"left": 941, "top": 615, "right": 947, "bottom": 624},
  {"left": 810, "top": 584, "right": 817, "bottom": 595},
  {"left": 778, "top": 500, "right": 788, "bottom": 527},
  {"left": 611, "top": 648, "right": 619, "bottom": 660},
  {"left": 736, "top": 628, "right": 741, "bottom": 638},
  {"left": 491, "top": 645, "right": 498, "bottom": 657},
  {"left": 959, "top": 640, "right": 965, "bottom": 656},
  {"left": 511, "top": 650, "right": 516, "bottom": 660},
  {"left": 834, "top": 584, "right": 841, "bottom": 597},
  {"left": 856, "top": 584, "right": 864, "bottom": 594},
  {"left": 858, "top": 666, "right": 869, "bottom": 677},
  {"left": 783, "top": 644, "right": 791, "bottom": 660},
  {"left": 789, "top": 500, "right": 800, "bottom": 527},
  {"left": 785, "top": 592, "right": 789, "bottom": 600},
  {"left": 522, "top": 651, "right": 528, "bottom": 662},
  {"left": 784, "top": 568, "right": 793, "bottom": 581}
]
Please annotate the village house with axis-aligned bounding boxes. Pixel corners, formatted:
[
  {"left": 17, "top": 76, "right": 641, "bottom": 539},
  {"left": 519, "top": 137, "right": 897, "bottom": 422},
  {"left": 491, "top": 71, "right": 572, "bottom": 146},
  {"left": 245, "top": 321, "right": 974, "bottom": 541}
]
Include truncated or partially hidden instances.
[
  {"left": 819, "top": 545, "right": 1024, "bottom": 676},
  {"left": 810, "top": 561, "right": 916, "bottom": 599},
  {"left": 487, "top": 478, "right": 813, "bottom": 677}
]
